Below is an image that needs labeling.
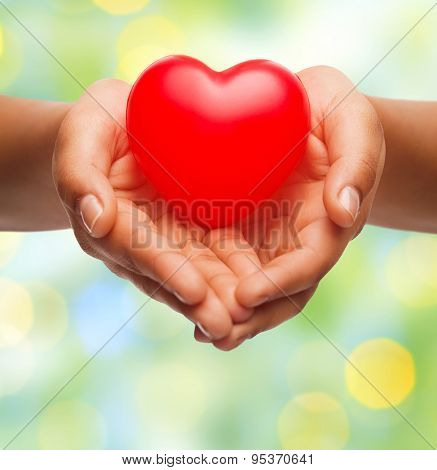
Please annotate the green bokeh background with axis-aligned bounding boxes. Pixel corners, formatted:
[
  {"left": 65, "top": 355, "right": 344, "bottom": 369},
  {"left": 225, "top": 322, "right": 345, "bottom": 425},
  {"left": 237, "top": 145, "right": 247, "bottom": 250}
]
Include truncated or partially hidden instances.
[{"left": 1, "top": 0, "right": 437, "bottom": 450}]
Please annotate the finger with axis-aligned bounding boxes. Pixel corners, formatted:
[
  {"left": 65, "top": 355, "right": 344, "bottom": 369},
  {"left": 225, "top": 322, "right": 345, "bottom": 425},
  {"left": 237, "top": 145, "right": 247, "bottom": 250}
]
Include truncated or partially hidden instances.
[
  {"left": 323, "top": 93, "right": 385, "bottom": 228},
  {"left": 53, "top": 79, "right": 130, "bottom": 238},
  {"left": 205, "top": 228, "right": 262, "bottom": 278},
  {"left": 213, "top": 288, "right": 315, "bottom": 351},
  {"left": 109, "top": 153, "right": 159, "bottom": 203},
  {"left": 156, "top": 214, "right": 253, "bottom": 324},
  {"left": 194, "top": 325, "right": 213, "bottom": 343},
  {"left": 134, "top": 275, "right": 232, "bottom": 340},
  {"left": 236, "top": 217, "right": 349, "bottom": 307},
  {"left": 105, "top": 261, "right": 232, "bottom": 340},
  {"left": 96, "top": 199, "right": 208, "bottom": 306},
  {"left": 104, "top": 260, "right": 177, "bottom": 307},
  {"left": 183, "top": 237, "right": 253, "bottom": 323}
]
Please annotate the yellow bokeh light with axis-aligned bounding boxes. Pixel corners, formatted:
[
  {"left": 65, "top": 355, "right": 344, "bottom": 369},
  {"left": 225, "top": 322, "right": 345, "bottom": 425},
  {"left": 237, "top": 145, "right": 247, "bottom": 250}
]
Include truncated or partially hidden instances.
[
  {"left": 0, "top": 341, "right": 34, "bottom": 397},
  {"left": 137, "top": 362, "right": 206, "bottom": 432},
  {"left": 278, "top": 392, "right": 349, "bottom": 449},
  {"left": 26, "top": 283, "right": 68, "bottom": 350},
  {"left": 0, "top": 278, "right": 33, "bottom": 348},
  {"left": 0, "top": 25, "right": 22, "bottom": 89},
  {"left": 48, "top": 0, "right": 93, "bottom": 14},
  {"left": 38, "top": 400, "right": 107, "bottom": 449},
  {"left": 385, "top": 235, "right": 437, "bottom": 308},
  {"left": 346, "top": 338, "right": 415, "bottom": 409},
  {"left": 117, "top": 44, "right": 173, "bottom": 84},
  {"left": 116, "top": 16, "right": 185, "bottom": 83},
  {"left": 0, "top": 24, "right": 3, "bottom": 57},
  {"left": 93, "top": 0, "right": 149, "bottom": 15},
  {"left": 117, "top": 16, "right": 184, "bottom": 56},
  {"left": 0, "top": 232, "right": 22, "bottom": 268}
]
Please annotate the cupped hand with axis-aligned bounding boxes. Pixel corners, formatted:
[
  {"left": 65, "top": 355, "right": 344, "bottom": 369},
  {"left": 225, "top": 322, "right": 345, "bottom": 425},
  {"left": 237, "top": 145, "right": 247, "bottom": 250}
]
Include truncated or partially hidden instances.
[
  {"left": 202, "top": 65, "right": 386, "bottom": 350},
  {"left": 53, "top": 79, "right": 252, "bottom": 341}
]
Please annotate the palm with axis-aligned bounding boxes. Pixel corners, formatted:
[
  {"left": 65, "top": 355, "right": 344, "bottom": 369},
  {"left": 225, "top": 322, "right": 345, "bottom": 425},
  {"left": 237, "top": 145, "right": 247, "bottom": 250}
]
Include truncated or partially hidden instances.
[
  {"left": 240, "top": 129, "right": 330, "bottom": 265},
  {"left": 205, "top": 66, "right": 379, "bottom": 349},
  {"left": 63, "top": 69, "right": 382, "bottom": 350},
  {"left": 86, "top": 84, "right": 216, "bottom": 267},
  {"left": 109, "top": 124, "right": 255, "bottom": 335},
  {"left": 107, "top": 137, "right": 218, "bottom": 262}
]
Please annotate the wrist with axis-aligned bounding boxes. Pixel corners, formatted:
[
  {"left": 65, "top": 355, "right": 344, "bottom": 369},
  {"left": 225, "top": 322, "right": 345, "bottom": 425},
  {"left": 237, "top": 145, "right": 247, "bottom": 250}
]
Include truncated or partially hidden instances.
[
  {"left": 0, "top": 98, "right": 72, "bottom": 230},
  {"left": 365, "top": 96, "right": 437, "bottom": 233},
  {"left": 34, "top": 101, "right": 72, "bottom": 164}
]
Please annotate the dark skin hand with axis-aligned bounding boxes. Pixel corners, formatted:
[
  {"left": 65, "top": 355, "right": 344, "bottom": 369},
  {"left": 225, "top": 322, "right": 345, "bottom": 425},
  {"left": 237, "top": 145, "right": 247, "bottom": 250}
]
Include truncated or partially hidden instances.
[
  {"left": 202, "top": 66, "right": 385, "bottom": 349},
  {"left": 3, "top": 67, "right": 437, "bottom": 350}
]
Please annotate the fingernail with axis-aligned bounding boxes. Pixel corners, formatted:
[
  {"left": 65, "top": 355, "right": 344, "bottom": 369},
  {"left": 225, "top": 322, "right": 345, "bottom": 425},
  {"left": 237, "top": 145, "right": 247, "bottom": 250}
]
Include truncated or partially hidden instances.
[
  {"left": 196, "top": 321, "right": 211, "bottom": 339},
  {"left": 79, "top": 194, "right": 103, "bottom": 235},
  {"left": 172, "top": 290, "right": 187, "bottom": 304},
  {"left": 338, "top": 186, "right": 360, "bottom": 222}
]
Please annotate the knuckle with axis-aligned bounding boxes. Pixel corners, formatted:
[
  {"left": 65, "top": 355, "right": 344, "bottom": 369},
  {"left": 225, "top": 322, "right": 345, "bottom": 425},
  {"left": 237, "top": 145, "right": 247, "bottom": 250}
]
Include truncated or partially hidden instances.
[
  {"left": 327, "top": 88, "right": 347, "bottom": 112},
  {"left": 311, "top": 65, "right": 344, "bottom": 81},
  {"left": 355, "top": 158, "right": 378, "bottom": 192},
  {"left": 354, "top": 98, "right": 384, "bottom": 150},
  {"left": 87, "top": 78, "right": 129, "bottom": 93},
  {"left": 362, "top": 106, "right": 383, "bottom": 142},
  {"left": 368, "top": 113, "right": 383, "bottom": 140}
]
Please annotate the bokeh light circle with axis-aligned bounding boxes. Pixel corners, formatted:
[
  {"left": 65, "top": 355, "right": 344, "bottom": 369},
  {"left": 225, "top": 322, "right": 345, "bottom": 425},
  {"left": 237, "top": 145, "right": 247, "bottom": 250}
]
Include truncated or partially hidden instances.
[
  {"left": 0, "top": 341, "right": 34, "bottom": 397},
  {"left": 116, "top": 16, "right": 185, "bottom": 83},
  {"left": 385, "top": 235, "right": 437, "bottom": 308},
  {"left": 26, "top": 283, "right": 68, "bottom": 350},
  {"left": 37, "top": 400, "right": 107, "bottom": 449},
  {"left": 93, "top": 0, "right": 149, "bottom": 15},
  {"left": 73, "top": 280, "right": 135, "bottom": 355},
  {"left": 0, "top": 278, "right": 33, "bottom": 348},
  {"left": 345, "top": 338, "right": 415, "bottom": 409},
  {"left": 118, "top": 44, "right": 175, "bottom": 84},
  {"left": 0, "top": 232, "right": 22, "bottom": 268},
  {"left": 47, "top": 0, "right": 93, "bottom": 14},
  {"left": 137, "top": 362, "right": 206, "bottom": 432},
  {"left": 278, "top": 392, "right": 349, "bottom": 449}
]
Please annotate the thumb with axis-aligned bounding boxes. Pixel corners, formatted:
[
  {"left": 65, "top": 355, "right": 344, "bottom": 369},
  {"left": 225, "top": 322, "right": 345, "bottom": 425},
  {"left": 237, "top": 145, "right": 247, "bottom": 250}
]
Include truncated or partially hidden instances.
[
  {"left": 323, "top": 94, "right": 385, "bottom": 228},
  {"left": 53, "top": 108, "right": 117, "bottom": 238}
]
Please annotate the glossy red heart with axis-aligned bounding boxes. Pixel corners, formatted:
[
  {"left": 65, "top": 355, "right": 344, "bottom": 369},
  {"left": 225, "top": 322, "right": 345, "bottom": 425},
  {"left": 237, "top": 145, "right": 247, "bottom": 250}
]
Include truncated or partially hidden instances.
[{"left": 126, "top": 55, "right": 310, "bottom": 228}]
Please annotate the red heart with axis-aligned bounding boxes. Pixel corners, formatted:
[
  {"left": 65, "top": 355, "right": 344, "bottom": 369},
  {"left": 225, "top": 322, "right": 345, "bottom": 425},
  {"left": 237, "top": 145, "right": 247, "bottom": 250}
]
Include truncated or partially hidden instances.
[{"left": 126, "top": 55, "right": 310, "bottom": 229}]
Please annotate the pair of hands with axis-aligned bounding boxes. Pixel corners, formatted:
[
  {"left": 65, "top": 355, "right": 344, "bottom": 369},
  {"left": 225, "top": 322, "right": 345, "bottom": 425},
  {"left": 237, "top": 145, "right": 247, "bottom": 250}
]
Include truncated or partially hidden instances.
[{"left": 53, "top": 65, "right": 385, "bottom": 351}]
